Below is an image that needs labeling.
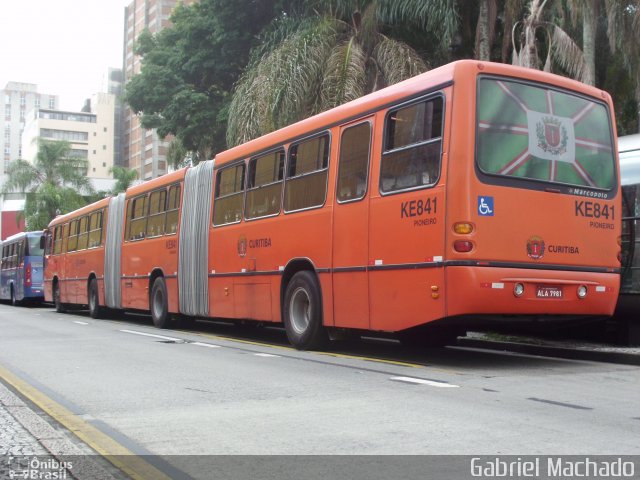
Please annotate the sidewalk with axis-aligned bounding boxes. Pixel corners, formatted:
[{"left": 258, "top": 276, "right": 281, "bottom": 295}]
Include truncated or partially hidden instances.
[{"left": 0, "top": 381, "right": 121, "bottom": 480}]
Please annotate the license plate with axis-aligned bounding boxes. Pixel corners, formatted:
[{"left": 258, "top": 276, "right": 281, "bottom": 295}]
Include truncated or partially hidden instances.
[{"left": 536, "top": 286, "right": 563, "bottom": 299}]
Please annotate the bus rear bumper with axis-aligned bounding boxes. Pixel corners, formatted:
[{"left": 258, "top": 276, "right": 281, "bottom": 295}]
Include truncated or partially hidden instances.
[
  {"left": 445, "top": 266, "right": 619, "bottom": 317},
  {"left": 23, "top": 285, "right": 44, "bottom": 299}
]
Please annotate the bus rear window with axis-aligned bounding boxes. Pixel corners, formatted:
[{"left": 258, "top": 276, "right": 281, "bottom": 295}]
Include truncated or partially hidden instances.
[
  {"left": 27, "top": 235, "right": 44, "bottom": 257},
  {"left": 476, "top": 78, "right": 615, "bottom": 190}
]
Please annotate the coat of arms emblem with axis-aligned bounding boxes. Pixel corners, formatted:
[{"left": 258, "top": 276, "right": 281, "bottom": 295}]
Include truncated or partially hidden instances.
[
  {"left": 536, "top": 116, "right": 568, "bottom": 156},
  {"left": 527, "top": 235, "right": 545, "bottom": 260},
  {"left": 237, "top": 235, "right": 247, "bottom": 258}
]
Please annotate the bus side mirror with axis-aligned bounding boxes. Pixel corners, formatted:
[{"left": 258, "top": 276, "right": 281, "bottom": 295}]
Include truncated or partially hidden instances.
[{"left": 40, "top": 236, "right": 45, "bottom": 250}]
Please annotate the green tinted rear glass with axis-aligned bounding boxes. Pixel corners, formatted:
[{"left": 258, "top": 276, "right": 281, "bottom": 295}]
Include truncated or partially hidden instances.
[{"left": 477, "top": 78, "right": 615, "bottom": 190}]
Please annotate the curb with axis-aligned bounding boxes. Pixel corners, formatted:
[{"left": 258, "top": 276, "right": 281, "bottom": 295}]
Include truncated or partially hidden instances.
[{"left": 456, "top": 337, "right": 640, "bottom": 366}]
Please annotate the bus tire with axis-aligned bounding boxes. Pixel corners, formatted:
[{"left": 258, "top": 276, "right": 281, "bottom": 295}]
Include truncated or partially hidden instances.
[
  {"left": 53, "top": 283, "right": 65, "bottom": 313},
  {"left": 283, "top": 271, "right": 327, "bottom": 350},
  {"left": 10, "top": 285, "right": 20, "bottom": 307},
  {"left": 150, "top": 277, "right": 171, "bottom": 329},
  {"left": 88, "top": 278, "right": 103, "bottom": 319}
]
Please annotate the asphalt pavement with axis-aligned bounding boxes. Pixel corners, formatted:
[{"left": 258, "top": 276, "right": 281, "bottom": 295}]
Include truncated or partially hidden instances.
[{"left": 1, "top": 303, "right": 639, "bottom": 479}]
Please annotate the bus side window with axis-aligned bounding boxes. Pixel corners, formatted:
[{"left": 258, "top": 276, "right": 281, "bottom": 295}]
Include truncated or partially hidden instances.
[
  {"left": 88, "top": 211, "right": 103, "bottom": 248},
  {"left": 128, "top": 195, "right": 148, "bottom": 240},
  {"left": 166, "top": 184, "right": 181, "bottom": 234},
  {"left": 380, "top": 96, "right": 443, "bottom": 193},
  {"left": 53, "top": 227, "right": 60, "bottom": 255},
  {"left": 77, "top": 216, "right": 89, "bottom": 251},
  {"left": 213, "top": 164, "right": 245, "bottom": 226},
  {"left": 44, "top": 230, "right": 53, "bottom": 256},
  {"left": 8, "top": 244, "right": 14, "bottom": 269},
  {"left": 67, "top": 220, "right": 79, "bottom": 252},
  {"left": 62, "top": 223, "right": 70, "bottom": 254},
  {"left": 245, "top": 149, "right": 284, "bottom": 219},
  {"left": 17, "top": 241, "right": 24, "bottom": 265},
  {"left": 284, "top": 133, "right": 330, "bottom": 212},
  {"left": 146, "top": 189, "right": 167, "bottom": 238},
  {"left": 337, "top": 122, "right": 372, "bottom": 202}
]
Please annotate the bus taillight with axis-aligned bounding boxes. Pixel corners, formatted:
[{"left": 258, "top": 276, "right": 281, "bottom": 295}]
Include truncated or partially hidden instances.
[
  {"left": 25, "top": 263, "right": 32, "bottom": 286},
  {"left": 454, "top": 240, "right": 474, "bottom": 253}
]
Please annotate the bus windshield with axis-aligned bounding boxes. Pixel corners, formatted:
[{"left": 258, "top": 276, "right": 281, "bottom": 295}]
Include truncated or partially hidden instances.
[
  {"left": 27, "top": 235, "right": 44, "bottom": 257},
  {"left": 476, "top": 77, "right": 615, "bottom": 190}
]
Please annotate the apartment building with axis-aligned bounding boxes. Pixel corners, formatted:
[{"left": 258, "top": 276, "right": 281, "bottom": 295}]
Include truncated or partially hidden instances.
[
  {"left": 123, "top": 0, "right": 195, "bottom": 180},
  {"left": 21, "top": 92, "right": 116, "bottom": 179},
  {"left": 1, "top": 82, "right": 58, "bottom": 174}
]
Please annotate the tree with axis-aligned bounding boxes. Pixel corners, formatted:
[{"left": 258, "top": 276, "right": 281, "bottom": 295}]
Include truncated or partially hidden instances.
[
  {"left": 125, "top": 0, "right": 280, "bottom": 163},
  {"left": 2, "top": 139, "right": 94, "bottom": 230},
  {"left": 605, "top": 0, "right": 640, "bottom": 131},
  {"left": 227, "top": 0, "right": 458, "bottom": 146},
  {"left": 110, "top": 166, "right": 138, "bottom": 194},
  {"left": 511, "top": 0, "right": 589, "bottom": 82}
]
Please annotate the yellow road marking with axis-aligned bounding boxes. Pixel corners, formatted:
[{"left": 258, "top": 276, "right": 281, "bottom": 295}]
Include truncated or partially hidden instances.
[
  {"left": 314, "top": 351, "right": 423, "bottom": 368},
  {"left": 187, "top": 331, "right": 430, "bottom": 369},
  {"left": 0, "top": 364, "right": 171, "bottom": 480},
  {"left": 184, "top": 330, "right": 296, "bottom": 351}
]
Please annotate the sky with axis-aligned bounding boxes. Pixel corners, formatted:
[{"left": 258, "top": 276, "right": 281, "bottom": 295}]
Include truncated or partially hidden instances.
[{"left": 0, "top": 0, "right": 130, "bottom": 111}]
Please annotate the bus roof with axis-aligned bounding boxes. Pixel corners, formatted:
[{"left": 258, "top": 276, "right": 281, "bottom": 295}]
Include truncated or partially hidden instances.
[
  {"left": 125, "top": 167, "right": 188, "bottom": 198},
  {"left": 618, "top": 133, "right": 640, "bottom": 186},
  {"left": 215, "top": 60, "right": 611, "bottom": 167},
  {"left": 47, "top": 168, "right": 189, "bottom": 229},
  {"left": 48, "top": 196, "right": 112, "bottom": 228},
  {"left": 3, "top": 230, "right": 43, "bottom": 243}
]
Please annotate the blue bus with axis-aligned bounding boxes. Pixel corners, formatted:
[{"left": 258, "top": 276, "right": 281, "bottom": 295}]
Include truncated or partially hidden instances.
[{"left": 0, "top": 231, "right": 45, "bottom": 305}]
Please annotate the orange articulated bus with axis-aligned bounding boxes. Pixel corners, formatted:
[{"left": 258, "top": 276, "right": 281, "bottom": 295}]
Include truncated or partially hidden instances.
[{"left": 44, "top": 60, "right": 621, "bottom": 349}]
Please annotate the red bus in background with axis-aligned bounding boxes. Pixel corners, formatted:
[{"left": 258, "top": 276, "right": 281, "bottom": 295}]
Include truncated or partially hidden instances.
[{"left": 44, "top": 60, "right": 621, "bottom": 349}]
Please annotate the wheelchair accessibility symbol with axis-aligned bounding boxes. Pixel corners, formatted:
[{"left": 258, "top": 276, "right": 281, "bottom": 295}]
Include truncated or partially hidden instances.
[{"left": 478, "top": 196, "right": 494, "bottom": 216}]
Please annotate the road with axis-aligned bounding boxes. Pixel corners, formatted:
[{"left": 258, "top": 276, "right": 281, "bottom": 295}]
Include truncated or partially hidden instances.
[{"left": 1, "top": 303, "right": 639, "bottom": 477}]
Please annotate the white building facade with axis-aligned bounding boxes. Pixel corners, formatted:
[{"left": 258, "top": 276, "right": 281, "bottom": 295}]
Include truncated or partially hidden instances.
[
  {"left": 21, "top": 92, "right": 116, "bottom": 179},
  {"left": 2, "top": 82, "right": 58, "bottom": 174}
]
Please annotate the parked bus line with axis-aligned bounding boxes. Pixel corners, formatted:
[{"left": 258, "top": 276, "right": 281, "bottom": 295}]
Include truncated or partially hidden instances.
[{"left": 42, "top": 61, "right": 621, "bottom": 349}]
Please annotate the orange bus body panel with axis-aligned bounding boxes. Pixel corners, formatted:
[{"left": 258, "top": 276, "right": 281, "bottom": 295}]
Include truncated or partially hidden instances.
[
  {"left": 44, "top": 197, "right": 111, "bottom": 307},
  {"left": 121, "top": 169, "right": 186, "bottom": 313},
  {"left": 44, "top": 60, "right": 620, "bottom": 341}
]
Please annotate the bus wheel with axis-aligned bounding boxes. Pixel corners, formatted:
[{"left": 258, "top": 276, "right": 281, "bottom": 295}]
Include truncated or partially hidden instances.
[
  {"left": 88, "top": 279, "right": 103, "bottom": 319},
  {"left": 150, "top": 277, "right": 170, "bottom": 329},
  {"left": 53, "top": 283, "right": 65, "bottom": 313},
  {"left": 10, "top": 286, "right": 20, "bottom": 307},
  {"left": 283, "top": 271, "right": 327, "bottom": 350}
]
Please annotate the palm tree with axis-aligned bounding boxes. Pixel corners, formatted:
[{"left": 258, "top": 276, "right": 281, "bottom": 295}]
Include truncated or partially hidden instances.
[
  {"left": 511, "top": 0, "right": 589, "bottom": 83},
  {"left": 2, "top": 138, "right": 94, "bottom": 229},
  {"left": 227, "top": 0, "right": 458, "bottom": 146},
  {"left": 605, "top": 0, "right": 640, "bottom": 130},
  {"left": 109, "top": 166, "right": 139, "bottom": 194}
]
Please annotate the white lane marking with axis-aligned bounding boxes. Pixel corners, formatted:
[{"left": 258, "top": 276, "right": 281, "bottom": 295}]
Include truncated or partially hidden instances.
[
  {"left": 390, "top": 376, "right": 459, "bottom": 388},
  {"left": 119, "top": 329, "right": 182, "bottom": 342},
  {"left": 192, "top": 342, "right": 221, "bottom": 349},
  {"left": 73, "top": 321, "right": 89, "bottom": 325},
  {"left": 254, "top": 353, "right": 280, "bottom": 358}
]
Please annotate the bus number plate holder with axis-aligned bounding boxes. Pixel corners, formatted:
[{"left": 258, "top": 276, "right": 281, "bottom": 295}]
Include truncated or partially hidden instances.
[{"left": 536, "top": 285, "right": 563, "bottom": 299}]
